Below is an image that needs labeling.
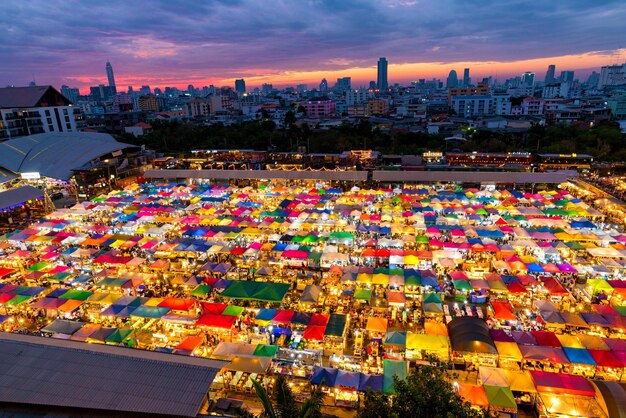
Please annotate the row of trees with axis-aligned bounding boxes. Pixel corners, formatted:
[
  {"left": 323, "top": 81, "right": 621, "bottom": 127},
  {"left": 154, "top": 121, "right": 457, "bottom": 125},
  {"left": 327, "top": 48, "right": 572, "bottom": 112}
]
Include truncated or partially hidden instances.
[
  {"left": 236, "top": 359, "right": 494, "bottom": 418},
  {"left": 119, "top": 119, "right": 625, "bottom": 160}
]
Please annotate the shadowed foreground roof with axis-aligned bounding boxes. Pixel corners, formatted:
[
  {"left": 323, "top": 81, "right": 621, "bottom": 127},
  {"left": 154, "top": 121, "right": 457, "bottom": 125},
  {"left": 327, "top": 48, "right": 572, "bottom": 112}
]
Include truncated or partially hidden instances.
[
  {"left": 0, "top": 333, "right": 226, "bottom": 417},
  {"left": 0, "top": 185, "right": 43, "bottom": 211},
  {"left": 0, "top": 132, "right": 137, "bottom": 180}
]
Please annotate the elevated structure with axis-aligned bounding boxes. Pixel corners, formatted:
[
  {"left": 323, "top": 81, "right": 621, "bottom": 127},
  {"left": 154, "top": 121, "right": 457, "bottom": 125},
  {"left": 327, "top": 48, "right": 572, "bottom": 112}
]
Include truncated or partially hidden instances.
[
  {"left": 0, "top": 85, "right": 81, "bottom": 140},
  {"left": 0, "top": 132, "right": 137, "bottom": 181},
  {"left": 0, "top": 333, "right": 226, "bottom": 417}
]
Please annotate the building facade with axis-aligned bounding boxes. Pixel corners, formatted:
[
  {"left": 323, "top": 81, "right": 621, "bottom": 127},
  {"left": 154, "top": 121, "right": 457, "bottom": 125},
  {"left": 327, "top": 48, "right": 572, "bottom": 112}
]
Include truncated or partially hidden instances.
[{"left": 0, "top": 86, "right": 81, "bottom": 140}]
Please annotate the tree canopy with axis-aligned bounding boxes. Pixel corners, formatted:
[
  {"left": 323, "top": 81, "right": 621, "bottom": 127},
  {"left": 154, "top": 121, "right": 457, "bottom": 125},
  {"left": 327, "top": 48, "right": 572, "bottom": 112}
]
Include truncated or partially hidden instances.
[
  {"left": 357, "top": 359, "right": 493, "bottom": 418},
  {"left": 119, "top": 118, "right": 625, "bottom": 160}
]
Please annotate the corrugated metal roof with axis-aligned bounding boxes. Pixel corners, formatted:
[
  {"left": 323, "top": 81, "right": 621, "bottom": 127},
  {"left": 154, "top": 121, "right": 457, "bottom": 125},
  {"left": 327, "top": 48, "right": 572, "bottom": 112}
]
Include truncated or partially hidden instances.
[
  {"left": 0, "top": 167, "right": 17, "bottom": 184},
  {"left": 0, "top": 132, "right": 136, "bottom": 180},
  {"left": 0, "top": 333, "right": 227, "bottom": 417},
  {"left": 0, "top": 185, "right": 44, "bottom": 210}
]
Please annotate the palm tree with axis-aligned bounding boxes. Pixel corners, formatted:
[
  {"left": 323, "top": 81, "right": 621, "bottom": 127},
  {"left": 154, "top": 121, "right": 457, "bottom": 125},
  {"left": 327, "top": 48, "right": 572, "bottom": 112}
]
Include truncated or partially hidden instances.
[{"left": 248, "top": 374, "right": 325, "bottom": 418}]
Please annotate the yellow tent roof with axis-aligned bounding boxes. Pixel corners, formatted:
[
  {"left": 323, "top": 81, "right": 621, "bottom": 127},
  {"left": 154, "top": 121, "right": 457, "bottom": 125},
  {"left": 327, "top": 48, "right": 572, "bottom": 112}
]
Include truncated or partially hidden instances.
[
  {"left": 406, "top": 333, "right": 450, "bottom": 352},
  {"left": 494, "top": 341, "right": 523, "bottom": 361},
  {"left": 424, "top": 320, "right": 448, "bottom": 336},
  {"left": 502, "top": 370, "right": 537, "bottom": 393},
  {"left": 366, "top": 317, "right": 388, "bottom": 333},
  {"left": 556, "top": 334, "right": 584, "bottom": 349}
]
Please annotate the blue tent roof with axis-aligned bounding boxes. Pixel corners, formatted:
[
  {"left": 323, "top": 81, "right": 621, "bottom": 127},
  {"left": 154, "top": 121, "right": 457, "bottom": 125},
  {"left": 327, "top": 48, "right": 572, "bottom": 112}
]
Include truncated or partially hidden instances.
[
  {"left": 358, "top": 373, "right": 383, "bottom": 392},
  {"left": 563, "top": 347, "right": 597, "bottom": 365},
  {"left": 311, "top": 366, "right": 338, "bottom": 386}
]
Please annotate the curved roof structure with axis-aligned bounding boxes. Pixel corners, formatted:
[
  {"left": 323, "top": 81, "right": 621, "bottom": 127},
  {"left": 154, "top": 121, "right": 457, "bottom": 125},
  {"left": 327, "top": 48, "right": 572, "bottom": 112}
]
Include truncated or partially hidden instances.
[
  {"left": 448, "top": 316, "right": 497, "bottom": 354},
  {"left": 0, "top": 132, "right": 137, "bottom": 180}
]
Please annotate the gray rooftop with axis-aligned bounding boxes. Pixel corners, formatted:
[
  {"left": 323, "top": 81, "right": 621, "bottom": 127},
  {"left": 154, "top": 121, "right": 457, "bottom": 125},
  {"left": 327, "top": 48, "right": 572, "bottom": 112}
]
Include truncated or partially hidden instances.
[
  {"left": 0, "top": 185, "right": 44, "bottom": 210},
  {"left": 0, "top": 132, "right": 136, "bottom": 180},
  {"left": 0, "top": 333, "right": 227, "bottom": 417},
  {"left": 0, "top": 85, "right": 69, "bottom": 108}
]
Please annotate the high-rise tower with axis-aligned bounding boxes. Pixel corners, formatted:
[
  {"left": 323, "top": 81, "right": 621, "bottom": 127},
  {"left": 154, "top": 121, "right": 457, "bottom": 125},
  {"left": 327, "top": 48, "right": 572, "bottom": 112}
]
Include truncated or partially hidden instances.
[
  {"left": 377, "top": 57, "right": 388, "bottom": 91},
  {"left": 106, "top": 62, "right": 116, "bottom": 92},
  {"left": 545, "top": 64, "right": 556, "bottom": 83}
]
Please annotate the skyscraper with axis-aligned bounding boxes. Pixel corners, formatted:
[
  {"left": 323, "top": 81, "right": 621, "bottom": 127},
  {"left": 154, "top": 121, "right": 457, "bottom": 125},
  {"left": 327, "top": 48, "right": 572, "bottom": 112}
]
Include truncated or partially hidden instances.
[
  {"left": 560, "top": 71, "right": 574, "bottom": 84},
  {"left": 336, "top": 77, "right": 351, "bottom": 91},
  {"left": 105, "top": 62, "right": 116, "bottom": 91},
  {"left": 235, "top": 79, "right": 246, "bottom": 94},
  {"left": 463, "top": 68, "right": 471, "bottom": 87},
  {"left": 446, "top": 70, "right": 458, "bottom": 88},
  {"left": 319, "top": 78, "right": 328, "bottom": 92},
  {"left": 377, "top": 57, "right": 388, "bottom": 91},
  {"left": 521, "top": 71, "right": 535, "bottom": 86},
  {"left": 545, "top": 64, "right": 556, "bottom": 83}
]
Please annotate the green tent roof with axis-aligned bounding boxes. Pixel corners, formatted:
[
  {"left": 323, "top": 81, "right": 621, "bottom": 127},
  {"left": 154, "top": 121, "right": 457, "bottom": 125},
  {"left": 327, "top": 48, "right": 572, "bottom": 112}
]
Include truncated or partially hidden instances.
[
  {"left": 383, "top": 360, "right": 408, "bottom": 394},
  {"left": 220, "top": 281, "right": 260, "bottom": 299},
  {"left": 483, "top": 385, "right": 517, "bottom": 411},
  {"left": 354, "top": 289, "right": 372, "bottom": 301},
  {"left": 59, "top": 289, "right": 94, "bottom": 301},
  {"left": 453, "top": 280, "right": 472, "bottom": 291},
  {"left": 423, "top": 292, "right": 442, "bottom": 304},
  {"left": 105, "top": 328, "right": 133, "bottom": 343},
  {"left": 405, "top": 275, "right": 421, "bottom": 286},
  {"left": 191, "top": 284, "right": 211, "bottom": 296},
  {"left": 324, "top": 314, "right": 347, "bottom": 337},
  {"left": 130, "top": 306, "right": 170, "bottom": 318},
  {"left": 329, "top": 231, "right": 354, "bottom": 240},
  {"left": 222, "top": 305, "right": 245, "bottom": 316},
  {"left": 252, "top": 283, "right": 290, "bottom": 302},
  {"left": 28, "top": 262, "right": 48, "bottom": 271},
  {"left": 253, "top": 344, "right": 279, "bottom": 357},
  {"left": 384, "top": 331, "right": 407, "bottom": 347},
  {"left": 5, "top": 294, "right": 30, "bottom": 306}
]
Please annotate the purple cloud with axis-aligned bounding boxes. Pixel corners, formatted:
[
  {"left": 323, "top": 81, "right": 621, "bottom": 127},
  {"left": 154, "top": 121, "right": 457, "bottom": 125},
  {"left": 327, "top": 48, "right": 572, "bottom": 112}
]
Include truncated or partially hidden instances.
[{"left": 1, "top": 0, "right": 625, "bottom": 89}]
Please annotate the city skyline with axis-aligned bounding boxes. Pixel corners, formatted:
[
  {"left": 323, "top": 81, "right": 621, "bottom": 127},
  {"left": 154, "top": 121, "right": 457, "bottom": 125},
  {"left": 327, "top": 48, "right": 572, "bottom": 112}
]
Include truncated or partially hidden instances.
[{"left": 2, "top": 0, "right": 626, "bottom": 91}]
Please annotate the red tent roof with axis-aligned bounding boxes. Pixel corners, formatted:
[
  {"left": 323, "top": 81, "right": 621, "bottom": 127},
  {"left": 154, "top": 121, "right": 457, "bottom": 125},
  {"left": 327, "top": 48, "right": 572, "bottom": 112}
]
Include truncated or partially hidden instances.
[
  {"left": 158, "top": 297, "right": 195, "bottom": 311},
  {"left": 303, "top": 325, "right": 326, "bottom": 340},
  {"left": 542, "top": 277, "right": 568, "bottom": 295},
  {"left": 531, "top": 330, "right": 562, "bottom": 348},
  {"left": 176, "top": 335, "right": 204, "bottom": 352},
  {"left": 0, "top": 268, "right": 15, "bottom": 278},
  {"left": 272, "top": 310, "right": 295, "bottom": 324},
  {"left": 309, "top": 313, "right": 330, "bottom": 326},
  {"left": 529, "top": 370, "right": 595, "bottom": 397},
  {"left": 491, "top": 301, "right": 517, "bottom": 321},
  {"left": 588, "top": 349, "right": 625, "bottom": 368},
  {"left": 195, "top": 313, "right": 236, "bottom": 329},
  {"left": 507, "top": 282, "right": 527, "bottom": 293},
  {"left": 201, "top": 302, "right": 227, "bottom": 315}
]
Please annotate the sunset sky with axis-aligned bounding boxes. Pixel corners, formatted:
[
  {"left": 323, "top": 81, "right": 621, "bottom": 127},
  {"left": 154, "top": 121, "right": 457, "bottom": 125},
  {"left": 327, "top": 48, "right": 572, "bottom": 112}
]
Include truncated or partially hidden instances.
[{"left": 2, "top": 0, "right": 626, "bottom": 93}]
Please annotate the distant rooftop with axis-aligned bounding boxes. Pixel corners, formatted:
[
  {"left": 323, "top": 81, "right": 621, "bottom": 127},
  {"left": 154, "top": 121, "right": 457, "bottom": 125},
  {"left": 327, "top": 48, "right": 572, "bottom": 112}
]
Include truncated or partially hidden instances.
[{"left": 0, "top": 85, "right": 71, "bottom": 108}]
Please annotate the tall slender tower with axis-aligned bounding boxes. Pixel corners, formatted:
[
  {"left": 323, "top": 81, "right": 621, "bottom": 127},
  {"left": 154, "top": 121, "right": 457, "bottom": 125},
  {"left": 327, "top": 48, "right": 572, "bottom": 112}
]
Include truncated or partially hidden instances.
[
  {"left": 377, "top": 57, "right": 388, "bottom": 91},
  {"left": 106, "top": 62, "right": 116, "bottom": 89}
]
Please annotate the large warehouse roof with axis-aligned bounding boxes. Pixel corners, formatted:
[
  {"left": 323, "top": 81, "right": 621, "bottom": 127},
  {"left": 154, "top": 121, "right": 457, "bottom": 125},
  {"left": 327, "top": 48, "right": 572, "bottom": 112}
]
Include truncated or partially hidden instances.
[
  {"left": 0, "top": 333, "right": 226, "bottom": 417},
  {"left": 0, "top": 132, "right": 136, "bottom": 180}
]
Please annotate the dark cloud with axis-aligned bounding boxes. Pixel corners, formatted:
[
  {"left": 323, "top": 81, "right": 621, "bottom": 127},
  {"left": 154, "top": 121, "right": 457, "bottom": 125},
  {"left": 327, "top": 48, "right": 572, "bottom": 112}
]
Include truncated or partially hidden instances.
[{"left": 1, "top": 0, "right": 625, "bottom": 88}]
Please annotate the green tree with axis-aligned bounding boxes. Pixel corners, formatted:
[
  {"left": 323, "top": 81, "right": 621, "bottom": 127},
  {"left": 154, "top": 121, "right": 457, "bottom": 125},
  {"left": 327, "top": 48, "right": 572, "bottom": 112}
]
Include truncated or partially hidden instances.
[
  {"left": 357, "top": 359, "right": 493, "bottom": 418},
  {"left": 249, "top": 374, "right": 325, "bottom": 418}
]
